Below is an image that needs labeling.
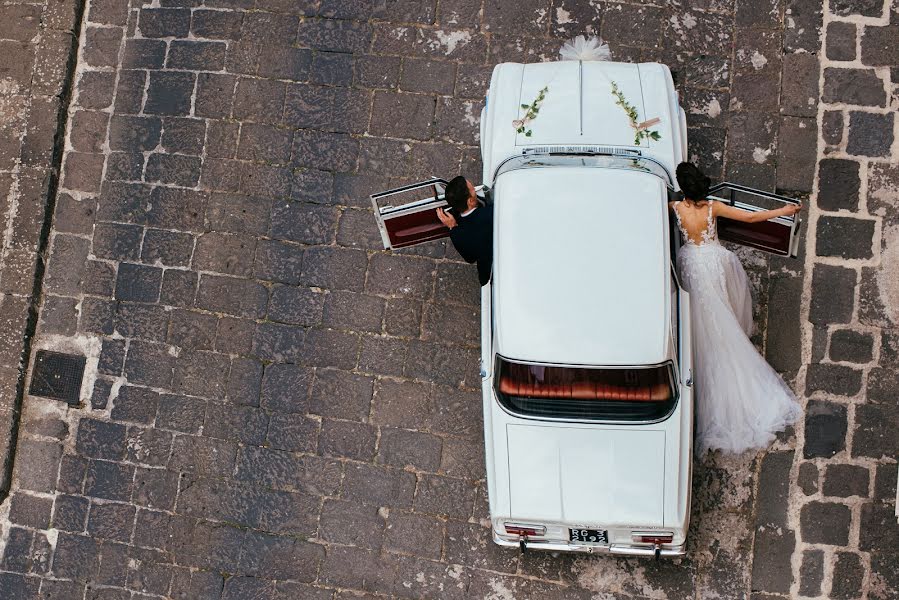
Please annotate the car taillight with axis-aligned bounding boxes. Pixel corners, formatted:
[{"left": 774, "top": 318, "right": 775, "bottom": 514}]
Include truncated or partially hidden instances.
[
  {"left": 632, "top": 532, "right": 673, "bottom": 544},
  {"left": 505, "top": 523, "right": 546, "bottom": 537}
]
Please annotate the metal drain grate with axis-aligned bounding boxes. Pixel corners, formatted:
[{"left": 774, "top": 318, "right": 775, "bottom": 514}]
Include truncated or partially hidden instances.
[{"left": 29, "top": 350, "right": 86, "bottom": 405}]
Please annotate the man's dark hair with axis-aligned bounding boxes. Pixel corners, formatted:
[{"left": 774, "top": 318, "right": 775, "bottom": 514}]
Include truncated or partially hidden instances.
[
  {"left": 676, "top": 162, "right": 711, "bottom": 201},
  {"left": 444, "top": 176, "right": 470, "bottom": 216}
]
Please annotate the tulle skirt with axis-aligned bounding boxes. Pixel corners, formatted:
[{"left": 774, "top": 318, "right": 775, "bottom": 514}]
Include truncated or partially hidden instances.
[{"left": 678, "top": 243, "right": 802, "bottom": 455}]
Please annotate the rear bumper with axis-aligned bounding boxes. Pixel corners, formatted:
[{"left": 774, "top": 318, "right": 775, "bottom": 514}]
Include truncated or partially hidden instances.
[{"left": 493, "top": 533, "right": 686, "bottom": 557}]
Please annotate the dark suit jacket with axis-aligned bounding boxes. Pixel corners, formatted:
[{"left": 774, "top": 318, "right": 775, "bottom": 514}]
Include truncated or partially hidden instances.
[{"left": 449, "top": 202, "right": 494, "bottom": 286}]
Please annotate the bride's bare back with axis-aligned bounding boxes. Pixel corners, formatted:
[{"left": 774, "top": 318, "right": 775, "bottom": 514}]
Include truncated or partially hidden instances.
[{"left": 672, "top": 200, "right": 715, "bottom": 245}]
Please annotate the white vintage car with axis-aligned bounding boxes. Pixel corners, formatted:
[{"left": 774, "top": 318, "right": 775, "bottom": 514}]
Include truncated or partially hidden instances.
[{"left": 372, "top": 60, "right": 800, "bottom": 558}]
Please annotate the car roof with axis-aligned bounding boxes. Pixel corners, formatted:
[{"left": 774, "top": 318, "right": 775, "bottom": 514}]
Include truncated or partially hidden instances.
[{"left": 493, "top": 166, "right": 672, "bottom": 366}]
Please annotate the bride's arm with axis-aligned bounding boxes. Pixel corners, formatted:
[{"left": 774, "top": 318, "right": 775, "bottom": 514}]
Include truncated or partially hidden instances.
[{"left": 713, "top": 200, "right": 801, "bottom": 223}]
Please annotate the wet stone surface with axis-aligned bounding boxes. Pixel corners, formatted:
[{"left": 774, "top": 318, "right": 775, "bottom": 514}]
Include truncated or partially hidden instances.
[{"left": 0, "top": 0, "right": 895, "bottom": 598}]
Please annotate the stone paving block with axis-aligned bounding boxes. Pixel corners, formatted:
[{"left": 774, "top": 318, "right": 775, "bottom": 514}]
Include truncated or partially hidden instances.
[
  {"left": 260, "top": 363, "right": 312, "bottom": 414},
  {"left": 52, "top": 532, "right": 100, "bottom": 581},
  {"left": 385, "top": 510, "right": 444, "bottom": 559},
  {"left": 193, "top": 9, "right": 243, "bottom": 39},
  {"left": 321, "top": 291, "right": 384, "bottom": 333},
  {"left": 318, "top": 544, "right": 398, "bottom": 595},
  {"left": 799, "top": 549, "right": 824, "bottom": 596},
  {"left": 370, "top": 91, "right": 436, "bottom": 141},
  {"left": 168, "top": 519, "right": 243, "bottom": 572},
  {"left": 87, "top": 502, "right": 136, "bottom": 542},
  {"left": 233, "top": 78, "right": 287, "bottom": 124},
  {"left": 847, "top": 111, "right": 894, "bottom": 157},
  {"left": 376, "top": 427, "right": 442, "bottom": 471},
  {"left": 270, "top": 201, "right": 339, "bottom": 245},
  {"left": 831, "top": 0, "right": 884, "bottom": 16},
  {"left": 800, "top": 501, "right": 851, "bottom": 545},
  {"left": 754, "top": 451, "right": 794, "bottom": 529},
  {"left": 823, "top": 464, "right": 870, "bottom": 498},
  {"left": 818, "top": 158, "right": 861, "bottom": 211},
  {"left": 309, "top": 368, "right": 373, "bottom": 421},
  {"left": 393, "top": 554, "right": 471, "bottom": 600},
  {"left": 336, "top": 208, "right": 384, "bottom": 251},
  {"left": 827, "top": 21, "right": 857, "bottom": 61},
  {"left": 319, "top": 498, "right": 386, "bottom": 550},
  {"left": 53, "top": 494, "right": 89, "bottom": 532},
  {"left": 1, "top": 526, "right": 34, "bottom": 573},
  {"left": 109, "top": 116, "right": 163, "bottom": 153},
  {"left": 195, "top": 274, "right": 268, "bottom": 319},
  {"left": 371, "top": 377, "right": 433, "bottom": 430},
  {"left": 215, "top": 316, "right": 255, "bottom": 356},
  {"left": 85, "top": 460, "right": 134, "bottom": 502},
  {"left": 829, "top": 329, "right": 874, "bottom": 363},
  {"left": 122, "top": 38, "right": 166, "bottom": 69},
  {"left": 268, "top": 286, "right": 330, "bottom": 325},
  {"left": 776, "top": 117, "right": 817, "bottom": 193},
  {"left": 124, "top": 427, "right": 173, "bottom": 468},
  {"left": 873, "top": 463, "right": 897, "bottom": 502},
  {"left": 805, "top": 363, "right": 863, "bottom": 396},
  {"left": 861, "top": 24, "right": 899, "bottom": 66},
  {"left": 319, "top": 418, "right": 377, "bottom": 461},
  {"left": 203, "top": 402, "right": 268, "bottom": 446},
  {"left": 357, "top": 335, "right": 408, "bottom": 377},
  {"left": 803, "top": 400, "right": 847, "bottom": 458},
  {"left": 853, "top": 403, "right": 899, "bottom": 459},
  {"left": 240, "top": 530, "right": 324, "bottom": 582},
  {"left": 831, "top": 552, "right": 865, "bottom": 599},
  {"left": 781, "top": 53, "right": 819, "bottom": 118},
  {"left": 139, "top": 8, "right": 191, "bottom": 38},
  {"left": 266, "top": 413, "right": 319, "bottom": 453},
  {"left": 823, "top": 68, "right": 887, "bottom": 106},
  {"left": 309, "top": 51, "right": 353, "bottom": 87},
  {"left": 8, "top": 492, "right": 52, "bottom": 529},
  {"left": 821, "top": 110, "right": 843, "bottom": 145},
  {"left": 817, "top": 216, "right": 876, "bottom": 260},
  {"left": 357, "top": 54, "right": 401, "bottom": 89},
  {"left": 750, "top": 526, "right": 796, "bottom": 593},
  {"left": 56, "top": 455, "right": 88, "bottom": 495},
  {"left": 110, "top": 386, "right": 159, "bottom": 425},
  {"left": 225, "top": 357, "right": 263, "bottom": 405},
  {"left": 809, "top": 264, "right": 856, "bottom": 325}
]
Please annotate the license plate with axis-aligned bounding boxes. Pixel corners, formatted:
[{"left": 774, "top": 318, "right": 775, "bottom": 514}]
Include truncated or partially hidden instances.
[{"left": 569, "top": 528, "right": 608, "bottom": 544}]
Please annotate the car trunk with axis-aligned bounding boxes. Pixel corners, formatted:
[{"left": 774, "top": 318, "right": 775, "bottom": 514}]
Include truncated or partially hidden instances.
[
  {"left": 514, "top": 61, "right": 649, "bottom": 148},
  {"left": 506, "top": 423, "right": 665, "bottom": 527}
]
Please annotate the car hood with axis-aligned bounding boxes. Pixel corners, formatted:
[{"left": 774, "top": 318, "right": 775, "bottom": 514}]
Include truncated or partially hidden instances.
[
  {"left": 514, "top": 61, "right": 649, "bottom": 148},
  {"left": 505, "top": 424, "right": 665, "bottom": 527}
]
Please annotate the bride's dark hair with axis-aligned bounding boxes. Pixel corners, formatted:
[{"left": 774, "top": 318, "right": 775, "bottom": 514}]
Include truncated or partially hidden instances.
[{"left": 676, "top": 162, "right": 711, "bottom": 202}]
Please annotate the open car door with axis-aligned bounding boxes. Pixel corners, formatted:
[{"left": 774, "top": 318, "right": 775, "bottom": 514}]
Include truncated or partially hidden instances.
[
  {"left": 370, "top": 178, "right": 450, "bottom": 250},
  {"left": 708, "top": 183, "right": 802, "bottom": 257},
  {"left": 371, "top": 178, "right": 487, "bottom": 250}
]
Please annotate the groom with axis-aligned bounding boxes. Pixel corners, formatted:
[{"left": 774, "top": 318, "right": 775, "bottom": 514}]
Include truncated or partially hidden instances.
[{"left": 436, "top": 176, "right": 494, "bottom": 286}]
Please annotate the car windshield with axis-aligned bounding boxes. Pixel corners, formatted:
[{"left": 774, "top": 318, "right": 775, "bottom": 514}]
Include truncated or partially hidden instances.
[
  {"left": 495, "top": 357, "right": 678, "bottom": 422},
  {"left": 494, "top": 152, "right": 673, "bottom": 187}
]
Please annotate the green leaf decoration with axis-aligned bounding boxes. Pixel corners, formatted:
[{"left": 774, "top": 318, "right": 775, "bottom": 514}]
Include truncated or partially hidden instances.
[
  {"left": 610, "top": 80, "right": 662, "bottom": 146},
  {"left": 513, "top": 86, "right": 549, "bottom": 137}
]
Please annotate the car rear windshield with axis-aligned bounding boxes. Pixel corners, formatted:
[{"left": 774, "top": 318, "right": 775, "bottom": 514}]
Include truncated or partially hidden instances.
[{"left": 495, "top": 358, "right": 677, "bottom": 421}]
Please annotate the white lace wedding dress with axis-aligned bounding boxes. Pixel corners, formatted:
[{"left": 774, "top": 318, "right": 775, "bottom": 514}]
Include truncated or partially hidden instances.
[{"left": 674, "top": 201, "right": 802, "bottom": 454}]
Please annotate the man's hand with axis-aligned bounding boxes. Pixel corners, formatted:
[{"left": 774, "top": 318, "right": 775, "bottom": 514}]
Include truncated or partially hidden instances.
[{"left": 436, "top": 208, "right": 457, "bottom": 229}]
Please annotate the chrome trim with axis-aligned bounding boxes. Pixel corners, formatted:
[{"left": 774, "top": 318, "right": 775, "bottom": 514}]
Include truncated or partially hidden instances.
[
  {"left": 492, "top": 152, "right": 674, "bottom": 188},
  {"left": 493, "top": 533, "right": 686, "bottom": 557}
]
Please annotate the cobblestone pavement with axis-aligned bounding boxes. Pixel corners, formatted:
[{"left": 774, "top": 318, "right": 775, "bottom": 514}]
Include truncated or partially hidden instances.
[{"left": 0, "top": 0, "right": 895, "bottom": 598}]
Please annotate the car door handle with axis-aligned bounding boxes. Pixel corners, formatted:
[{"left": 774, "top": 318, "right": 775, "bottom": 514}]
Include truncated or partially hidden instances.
[{"left": 685, "top": 369, "right": 693, "bottom": 387}]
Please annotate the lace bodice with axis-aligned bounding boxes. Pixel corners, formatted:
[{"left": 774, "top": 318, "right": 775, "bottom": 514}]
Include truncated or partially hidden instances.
[{"left": 674, "top": 201, "right": 718, "bottom": 246}]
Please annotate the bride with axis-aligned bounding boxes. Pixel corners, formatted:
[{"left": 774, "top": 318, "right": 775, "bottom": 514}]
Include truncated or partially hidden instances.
[{"left": 671, "top": 162, "right": 803, "bottom": 454}]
